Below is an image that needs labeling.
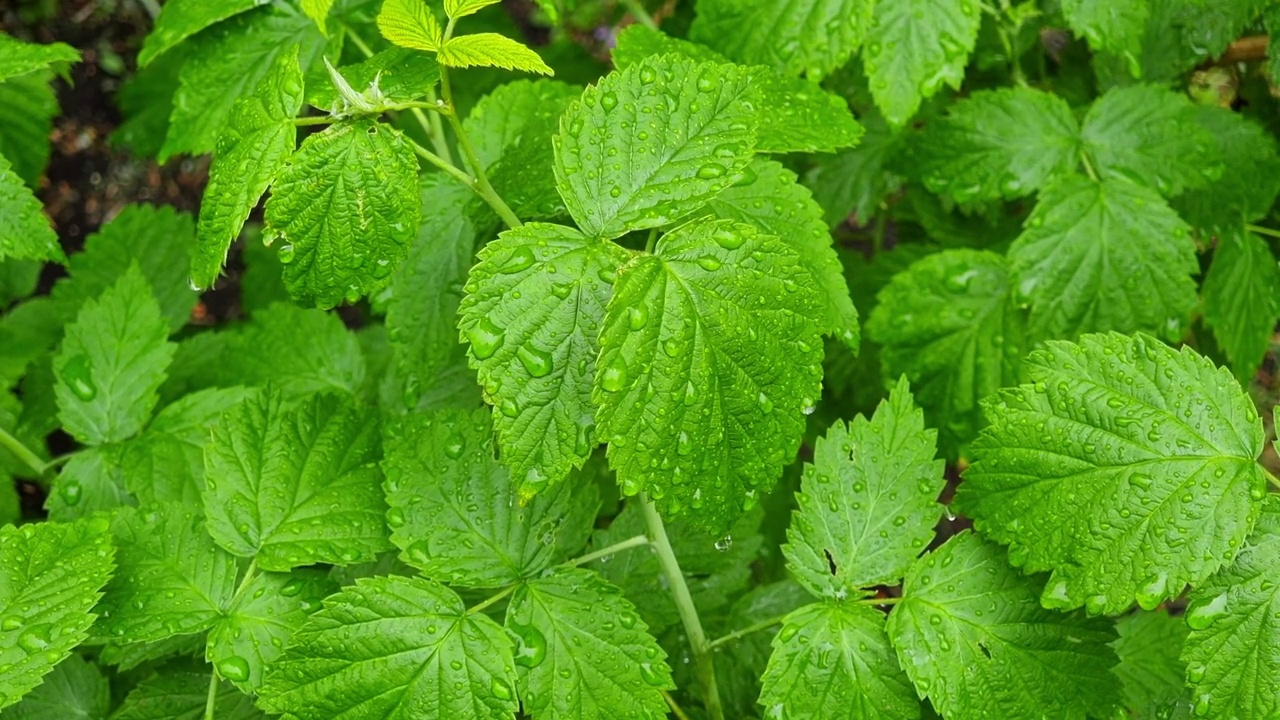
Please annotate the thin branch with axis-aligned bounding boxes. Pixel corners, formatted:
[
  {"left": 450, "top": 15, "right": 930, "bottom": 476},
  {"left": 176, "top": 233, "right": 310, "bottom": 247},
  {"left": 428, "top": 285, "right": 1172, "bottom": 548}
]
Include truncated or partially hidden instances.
[
  {"left": 562, "top": 534, "right": 650, "bottom": 568},
  {"left": 467, "top": 584, "right": 517, "bottom": 615},
  {"left": 0, "top": 427, "right": 47, "bottom": 478}
]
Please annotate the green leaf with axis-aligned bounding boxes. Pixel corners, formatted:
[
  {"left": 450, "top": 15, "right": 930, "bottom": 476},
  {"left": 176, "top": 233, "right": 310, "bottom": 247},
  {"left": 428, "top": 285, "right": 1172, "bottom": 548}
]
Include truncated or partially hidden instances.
[
  {"left": 803, "top": 112, "right": 904, "bottom": 226},
  {"left": 306, "top": 48, "right": 441, "bottom": 112},
  {"left": 161, "top": 4, "right": 326, "bottom": 160},
  {"left": 0, "top": 71, "right": 58, "bottom": 187},
  {"left": 956, "top": 332, "right": 1269, "bottom": 615},
  {"left": 886, "top": 532, "right": 1122, "bottom": 718},
  {"left": 0, "top": 519, "right": 114, "bottom": 711},
  {"left": 377, "top": 0, "right": 443, "bottom": 52},
  {"left": 193, "top": 48, "right": 303, "bottom": 292},
  {"left": 120, "top": 387, "right": 254, "bottom": 505},
  {"left": 264, "top": 119, "right": 420, "bottom": 308},
  {"left": 917, "top": 87, "right": 1080, "bottom": 204},
  {"left": 702, "top": 157, "right": 859, "bottom": 348},
  {"left": 1181, "top": 496, "right": 1280, "bottom": 720},
  {"left": 714, "top": 581, "right": 814, "bottom": 719},
  {"left": 93, "top": 503, "right": 238, "bottom": 643},
  {"left": 595, "top": 217, "right": 824, "bottom": 529},
  {"left": 203, "top": 388, "right": 390, "bottom": 570},
  {"left": 112, "top": 54, "right": 185, "bottom": 159},
  {"left": 1202, "top": 229, "right": 1280, "bottom": 383},
  {"left": 611, "top": 27, "right": 862, "bottom": 155},
  {"left": 689, "top": 0, "right": 872, "bottom": 78},
  {"left": 228, "top": 303, "right": 367, "bottom": 398},
  {"left": 259, "top": 575, "right": 518, "bottom": 720},
  {"left": 45, "top": 447, "right": 131, "bottom": 522},
  {"left": 784, "top": 378, "right": 943, "bottom": 598},
  {"left": 0, "top": 34, "right": 79, "bottom": 81},
  {"left": 1007, "top": 175, "right": 1198, "bottom": 342},
  {"left": 0, "top": 155, "right": 62, "bottom": 264},
  {"left": 760, "top": 602, "right": 918, "bottom": 720},
  {"left": 112, "top": 672, "right": 265, "bottom": 720},
  {"left": 1113, "top": 610, "right": 1190, "bottom": 715},
  {"left": 99, "top": 633, "right": 204, "bottom": 672},
  {"left": 506, "top": 569, "right": 673, "bottom": 717},
  {"left": 2, "top": 654, "right": 110, "bottom": 720},
  {"left": 54, "top": 265, "right": 175, "bottom": 446},
  {"left": 554, "top": 56, "right": 758, "bottom": 239},
  {"left": 459, "top": 224, "right": 629, "bottom": 493},
  {"left": 445, "top": 0, "right": 503, "bottom": 19},
  {"left": 1081, "top": 84, "right": 1220, "bottom": 198},
  {"left": 51, "top": 204, "right": 197, "bottom": 333},
  {"left": 206, "top": 569, "right": 335, "bottom": 692},
  {"left": 300, "top": 0, "right": 334, "bottom": 29},
  {"left": 1061, "top": 0, "right": 1148, "bottom": 64},
  {"left": 437, "top": 34, "right": 553, "bottom": 75},
  {"left": 381, "top": 408, "right": 600, "bottom": 587},
  {"left": 862, "top": 0, "right": 982, "bottom": 125},
  {"left": 137, "top": 0, "right": 269, "bottom": 67},
  {"left": 1174, "top": 106, "right": 1280, "bottom": 233},
  {"left": 867, "top": 249, "right": 1027, "bottom": 455}
]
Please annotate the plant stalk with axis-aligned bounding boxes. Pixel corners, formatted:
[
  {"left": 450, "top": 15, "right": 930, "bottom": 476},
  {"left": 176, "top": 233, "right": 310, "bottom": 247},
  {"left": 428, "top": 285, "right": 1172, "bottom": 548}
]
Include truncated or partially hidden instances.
[
  {"left": 0, "top": 427, "right": 47, "bottom": 478},
  {"left": 638, "top": 493, "right": 723, "bottom": 720},
  {"left": 564, "top": 534, "right": 650, "bottom": 567},
  {"left": 203, "top": 669, "right": 219, "bottom": 720},
  {"left": 437, "top": 64, "right": 523, "bottom": 228},
  {"left": 621, "top": 0, "right": 659, "bottom": 29}
]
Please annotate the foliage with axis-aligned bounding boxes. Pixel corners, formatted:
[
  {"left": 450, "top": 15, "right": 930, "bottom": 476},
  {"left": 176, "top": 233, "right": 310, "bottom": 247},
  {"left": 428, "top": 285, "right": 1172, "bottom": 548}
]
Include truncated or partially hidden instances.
[{"left": 4, "top": 0, "right": 1280, "bottom": 718}]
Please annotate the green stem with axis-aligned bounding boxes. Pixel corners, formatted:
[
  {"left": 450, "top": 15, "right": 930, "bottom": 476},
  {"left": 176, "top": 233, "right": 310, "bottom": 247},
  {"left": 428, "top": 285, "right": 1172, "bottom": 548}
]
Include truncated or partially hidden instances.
[
  {"left": 564, "top": 534, "right": 650, "bottom": 568},
  {"left": 406, "top": 137, "right": 480, "bottom": 190},
  {"left": 1246, "top": 223, "right": 1280, "bottom": 240},
  {"left": 1079, "top": 149, "right": 1099, "bottom": 181},
  {"left": 661, "top": 689, "right": 692, "bottom": 720},
  {"left": 707, "top": 596, "right": 904, "bottom": 649},
  {"left": 645, "top": 228, "right": 659, "bottom": 253},
  {"left": 620, "top": 0, "right": 659, "bottom": 29},
  {"left": 203, "top": 669, "right": 219, "bottom": 720},
  {"left": 0, "top": 427, "right": 47, "bottom": 478},
  {"left": 467, "top": 584, "right": 517, "bottom": 616},
  {"left": 415, "top": 90, "right": 456, "bottom": 165},
  {"left": 437, "top": 64, "right": 523, "bottom": 228},
  {"left": 341, "top": 22, "right": 376, "bottom": 59},
  {"left": 639, "top": 493, "right": 723, "bottom": 720},
  {"left": 1265, "top": 468, "right": 1280, "bottom": 491},
  {"left": 871, "top": 210, "right": 888, "bottom": 254},
  {"left": 291, "top": 116, "right": 337, "bottom": 127}
]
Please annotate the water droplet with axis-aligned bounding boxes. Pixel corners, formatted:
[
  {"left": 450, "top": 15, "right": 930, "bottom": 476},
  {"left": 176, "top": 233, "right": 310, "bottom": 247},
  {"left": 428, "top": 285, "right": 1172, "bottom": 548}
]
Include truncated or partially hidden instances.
[
  {"left": 0, "top": 616, "right": 21, "bottom": 632},
  {"left": 639, "top": 67, "right": 657, "bottom": 85},
  {"left": 714, "top": 535, "right": 732, "bottom": 551},
  {"left": 1188, "top": 664, "right": 1206, "bottom": 682},
  {"left": 500, "top": 398, "right": 521, "bottom": 418},
  {"left": 445, "top": 433, "right": 466, "bottom": 459},
  {"left": 278, "top": 244, "right": 296, "bottom": 263},
  {"left": 17, "top": 624, "right": 52, "bottom": 653},
  {"left": 697, "top": 255, "right": 722, "bottom": 271},
  {"left": 677, "top": 431, "right": 692, "bottom": 456},
  {"left": 386, "top": 507, "right": 406, "bottom": 528},
  {"left": 601, "top": 91, "right": 618, "bottom": 111},
  {"left": 601, "top": 358, "right": 628, "bottom": 392},
  {"left": 757, "top": 392, "right": 773, "bottom": 413},
  {"left": 628, "top": 305, "right": 648, "bottom": 330},
  {"left": 499, "top": 245, "right": 536, "bottom": 274},
  {"left": 61, "top": 354, "right": 97, "bottom": 401},
  {"left": 518, "top": 345, "right": 554, "bottom": 378},
  {"left": 512, "top": 624, "right": 548, "bottom": 668},
  {"left": 663, "top": 338, "right": 680, "bottom": 357},
  {"left": 551, "top": 282, "right": 573, "bottom": 299},
  {"left": 712, "top": 228, "right": 745, "bottom": 250},
  {"left": 1185, "top": 593, "right": 1228, "bottom": 630},
  {"left": 467, "top": 318, "right": 505, "bottom": 360},
  {"left": 218, "top": 655, "right": 251, "bottom": 683},
  {"left": 58, "top": 480, "right": 82, "bottom": 506},
  {"left": 1135, "top": 573, "right": 1167, "bottom": 610},
  {"left": 1194, "top": 694, "right": 1211, "bottom": 716},
  {"left": 696, "top": 163, "right": 725, "bottom": 180},
  {"left": 491, "top": 679, "right": 513, "bottom": 700},
  {"left": 638, "top": 661, "right": 665, "bottom": 686}
]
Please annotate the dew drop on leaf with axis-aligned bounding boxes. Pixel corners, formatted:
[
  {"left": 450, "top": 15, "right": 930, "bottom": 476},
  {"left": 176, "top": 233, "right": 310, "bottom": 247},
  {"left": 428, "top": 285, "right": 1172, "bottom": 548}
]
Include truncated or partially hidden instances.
[
  {"left": 218, "top": 655, "right": 251, "bottom": 683},
  {"left": 600, "top": 359, "right": 628, "bottom": 393},
  {"left": 517, "top": 345, "right": 554, "bottom": 378},
  {"left": 1185, "top": 593, "right": 1229, "bottom": 630},
  {"left": 17, "top": 624, "right": 52, "bottom": 653},
  {"left": 512, "top": 624, "right": 548, "bottom": 669},
  {"left": 61, "top": 354, "right": 97, "bottom": 401},
  {"left": 467, "top": 318, "right": 505, "bottom": 360},
  {"left": 58, "top": 480, "right": 83, "bottom": 506}
]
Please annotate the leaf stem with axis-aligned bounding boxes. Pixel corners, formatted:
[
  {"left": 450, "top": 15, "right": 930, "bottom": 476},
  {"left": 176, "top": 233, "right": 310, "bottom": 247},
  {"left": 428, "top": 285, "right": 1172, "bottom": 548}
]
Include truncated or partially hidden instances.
[
  {"left": 563, "top": 534, "right": 650, "bottom": 567},
  {"left": 414, "top": 92, "right": 456, "bottom": 165},
  {"left": 406, "top": 136, "right": 481, "bottom": 190},
  {"left": 0, "top": 427, "right": 47, "bottom": 478},
  {"left": 340, "top": 22, "right": 376, "bottom": 59},
  {"left": 1079, "top": 149, "right": 1099, "bottom": 181},
  {"left": 291, "top": 115, "right": 337, "bottom": 126},
  {"left": 620, "top": 0, "right": 659, "bottom": 29},
  {"left": 645, "top": 228, "right": 659, "bottom": 253},
  {"left": 1264, "top": 467, "right": 1280, "bottom": 491},
  {"left": 203, "top": 670, "right": 219, "bottom": 720},
  {"left": 1246, "top": 223, "right": 1280, "bottom": 240},
  {"left": 436, "top": 64, "right": 523, "bottom": 228},
  {"left": 638, "top": 493, "right": 723, "bottom": 720},
  {"left": 467, "top": 584, "right": 517, "bottom": 615},
  {"left": 708, "top": 614, "right": 785, "bottom": 649},
  {"left": 661, "top": 689, "right": 692, "bottom": 720}
]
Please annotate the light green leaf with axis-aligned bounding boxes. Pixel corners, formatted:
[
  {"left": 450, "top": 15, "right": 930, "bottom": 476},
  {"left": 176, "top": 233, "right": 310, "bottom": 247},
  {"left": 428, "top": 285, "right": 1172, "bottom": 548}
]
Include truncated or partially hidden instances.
[
  {"left": 715, "top": 581, "right": 814, "bottom": 719},
  {"left": 193, "top": 48, "right": 303, "bottom": 292},
  {"left": 867, "top": 249, "right": 1027, "bottom": 456},
  {"left": 459, "top": 224, "right": 629, "bottom": 494},
  {"left": 0, "top": 71, "right": 58, "bottom": 187},
  {"left": 0, "top": 34, "right": 79, "bottom": 81},
  {"left": 377, "top": 0, "right": 443, "bottom": 52},
  {"left": 1062, "top": 0, "right": 1148, "bottom": 65},
  {"left": 784, "top": 378, "right": 943, "bottom": 598},
  {"left": 803, "top": 112, "right": 904, "bottom": 226},
  {"left": 0, "top": 258, "right": 40, "bottom": 307},
  {"left": 120, "top": 387, "right": 254, "bottom": 505},
  {"left": 161, "top": 4, "right": 326, "bottom": 160},
  {"left": 506, "top": 569, "right": 673, "bottom": 718},
  {"left": 445, "top": 0, "right": 503, "bottom": 19},
  {"left": 54, "top": 265, "right": 175, "bottom": 446},
  {"left": 957, "top": 332, "right": 1268, "bottom": 615},
  {"left": 703, "top": 157, "right": 858, "bottom": 347},
  {"left": 437, "top": 33, "right": 553, "bottom": 74},
  {"left": 45, "top": 447, "right": 131, "bottom": 522},
  {"left": 1081, "top": 84, "right": 1220, "bottom": 198},
  {"left": 137, "top": 0, "right": 269, "bottom": 66},
  {"left": 1007, "top": 175, "right": 1198, "bottom": 342},
  {"left": 689, "top": 0, "right": 872, "bottom": 78},
  {"left": 1181, "top": 495, "right": 1280, "bottom": 720},
  {"left": 229, "top": 303, "right": 367, "bottom": 398},
  {"left": 259, "top": 575, "right": 518, "bottom": 720},
  {"left": 917, "top": 87, "right": 1080, "bottom": 203},
  {"left": 307, "top": 48, "right": 440, "bottom": 112},
  {"left": 595, "top": 217, "right": 824, "bottom": 529},
  {"left": 93, "top": 504, "right": 238, "bottom": 643},
  {"left": 51, "top": 204, "right": 197, "bottom": 332},
  {"left": 203, "top": 388, "right": 390, "bottom": 570},
  {"left": 99, "top": 633, "right": 204, "bottom": 673},
  {"left": 1113, "top": 610, "right": 1190, "bottom": 716},
  {"left": 0, "top": 519, "right": 114, "bottom": 711},
  {"left": 381, "top": 407, "right": 600, "bottom": 587},
  {"left": 554, "top": 56, "right": 758, "bottom": 239},
  {"left": 2, "top": 654, "right": 110, "bottom": 720},
  {"left": 760, "top": 602, "right": 917, "bottom": 720},
  {"left": 0, "top": 155, "right": 61, "bottom": 264},
  {"left": 206, "top": 570, "right": 335, "bottom": 692},
  {"left": 300, "top": 0, "right": 334, "bottom": 30},
  {"left": 886, "top": 532, "right": 1122, "bottom": 718},
  {"left": 112, "top": 53, "right": 185, "bottom": 159},
  {"left": 264, "top": 119, "right": 420, "bottom": 308},
  {"left": 1202, "top": 229, "right": 1280, "bottom": 382},
  {"left": 112, "top": 672, "right": 265, "bottom": 720},
  {"left": 862, "top": 0, "right": 982, "bottom": 125},
  {"left": 1174, "top": 106, "right": 1280, "bottom": 233}
]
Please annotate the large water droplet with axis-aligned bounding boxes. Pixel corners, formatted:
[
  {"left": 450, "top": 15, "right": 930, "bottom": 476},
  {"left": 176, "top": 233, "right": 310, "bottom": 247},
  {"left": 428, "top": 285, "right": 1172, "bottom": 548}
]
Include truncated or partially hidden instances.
[
  {"left": 512, "top": 624, "right": 548, "bottom": 669},
  {"left": 601, "top": 91, "right": 618, "bottom": 111},
  {"left": 218, "top": 655, "right": 251, "bottom": 683},
  {"left": 17, "top": 624, "right": 52, "bottom": 653},
  {"left": 696, "top": 163, "right": 725, "bottom": 180},
  {"left": 491, "top": 679, "right": 513, "bottom": 700},
  {"left": 467, "top": 318, "right": 505, "bottom": 360},
  {"left": 499, "top": 245, "right": 536, "bottom": 275},
  {"left": 697, "top": 255, "right": 722, "bottom": 271},
  {"left": 278, "top": 244, "right": 296, "bottom": 264},
  {"left": 638, "top": 661, "right": 665, "bottom": 686},
  {"left": 712, "top": 228, "right": 745, "bottom": 250},
  {"left": 58, "top": 480, "right": 83, "bottom": 507},
  {"left": 518, "top": 345, "right": 554, "bottom": 378},
  {"left": 1185, "top": 593, "right": 1228, "bottom": 630},
  {"left": 677, "top": 431, "right": 692, "bottom": 456},
  {"left": 628, "top": 305, "right": 648, "bottom": 330},
  {"left": 386, "top": 507, "right": 406, "bottom": 528},
  {"left": 62, "top": 354, "right": 97, "bottom": 401},
  {"left": 444, "top": 433, "right": 466, "bottom": 459},
  {"left": 600, "top": 358, "right": 628, "bottom": 393}
]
